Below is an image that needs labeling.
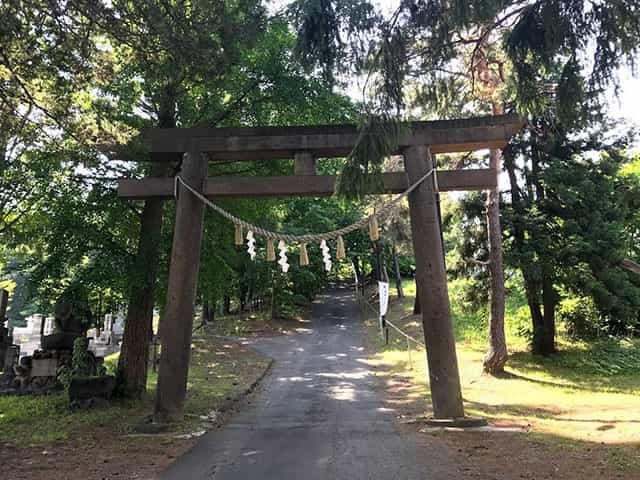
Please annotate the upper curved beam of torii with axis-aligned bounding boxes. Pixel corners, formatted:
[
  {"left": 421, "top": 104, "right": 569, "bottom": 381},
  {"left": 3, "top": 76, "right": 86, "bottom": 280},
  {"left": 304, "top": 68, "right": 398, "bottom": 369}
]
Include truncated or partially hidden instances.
[{"left": 140, "top": 113, "right": 523, "bottom": 161}]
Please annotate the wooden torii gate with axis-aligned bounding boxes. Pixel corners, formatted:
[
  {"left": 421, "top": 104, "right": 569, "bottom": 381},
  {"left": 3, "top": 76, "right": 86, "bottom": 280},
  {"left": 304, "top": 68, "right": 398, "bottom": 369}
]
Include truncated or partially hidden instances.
[{"left": 118, "top": 114, "right": 522, "bottom": 422}]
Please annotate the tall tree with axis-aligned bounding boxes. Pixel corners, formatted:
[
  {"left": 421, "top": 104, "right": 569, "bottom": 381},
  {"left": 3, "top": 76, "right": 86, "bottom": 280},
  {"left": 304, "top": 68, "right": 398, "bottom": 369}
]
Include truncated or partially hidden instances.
[
  {"left": 503, "top": 120, "right": 640, "bottom": 353},
  {"left": 292, "top": 0, "right": 640, "bottom": 359},
  {"left": 79, "top": 0, "right": 267, "bottom": 397}
]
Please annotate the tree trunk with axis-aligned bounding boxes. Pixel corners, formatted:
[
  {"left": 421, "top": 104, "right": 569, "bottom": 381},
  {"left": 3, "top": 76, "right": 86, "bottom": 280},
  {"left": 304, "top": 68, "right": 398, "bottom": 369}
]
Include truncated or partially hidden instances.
[
  {"left": 413, "top": 285, "right": 421, "bottom": 314},
  {"left": 483, "top": 105, "right": 508, "bottom": 373},
  {"left": 117, "top": 161, "right": 168, "bottom": 398},
  {"left": 200, "top": 298, "right": 210, "bottom": 326},
  {"left": 391, "top": 239, "right": 404, "bottom": 298},
  {"left": 504, "top": 146, "right": 548, "bottom": 357},
  {"left": 372, "top": 241, "right": 383, "bottom": 281},
  {"left": 523, "top": 272, "right": 548, "bottom": 356},
  {"left": 358, "top": 257, "right": 366, "bottom": 295},
  {"left": 540, "top": 272, "right": 557, "bottom": 355},
  {"left": 223, "top": 295, "right": 231, "bottom": 315},
  {"left": 117, "top": 90, "right": 177, "bottom": 398},
  {"left": 374, "top": 241, "right": 389, "bottom": 283}
]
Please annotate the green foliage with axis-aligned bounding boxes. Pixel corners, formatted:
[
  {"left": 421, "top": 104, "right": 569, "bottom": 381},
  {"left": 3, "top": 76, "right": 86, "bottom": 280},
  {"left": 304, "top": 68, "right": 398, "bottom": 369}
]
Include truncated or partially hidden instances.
[
  {"left": 337, "top": 114, "right": 404, "bottom": 198},
  {"left": 290, "top": 0, "right": 378, "bottom": 84},
  {"left": 0, "top": 1, "right": 365, "bottom": 327},
  {"left": 549, "top": 339, "right": 640, "bottom": 378},
  {"left": 294, "top": 0, "right": 639, "bottom": 129},
  {"left": 290, "top": 268, "right": 321, "bottom": 301},
  {"left": 58, "top": 338, "right": 93, "bottom": 390},
  {"left": 558, "top": 296, "right": 604, "bottom": 339},
  {"left": 490, "top": 117, "right": 640, "bottom": 345},
  {"left": 511, "top": 305, "right": 534, "bottom": 342}
]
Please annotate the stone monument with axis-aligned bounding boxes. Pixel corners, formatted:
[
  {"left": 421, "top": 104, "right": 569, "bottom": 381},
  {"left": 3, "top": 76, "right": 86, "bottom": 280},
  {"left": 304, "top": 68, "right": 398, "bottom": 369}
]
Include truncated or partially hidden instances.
[
  {"left": 41, "top": 285, "right": 92, "bottom": 351},
  {"left": 0, "top": 289, "right": 11, "bottom": 372}
]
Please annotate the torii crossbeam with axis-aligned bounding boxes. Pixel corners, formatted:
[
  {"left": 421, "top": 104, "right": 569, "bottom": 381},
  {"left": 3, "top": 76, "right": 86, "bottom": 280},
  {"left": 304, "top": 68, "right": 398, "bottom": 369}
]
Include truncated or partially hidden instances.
[{"left": 117, "top": 114, "right": 523, "bottom": 422}]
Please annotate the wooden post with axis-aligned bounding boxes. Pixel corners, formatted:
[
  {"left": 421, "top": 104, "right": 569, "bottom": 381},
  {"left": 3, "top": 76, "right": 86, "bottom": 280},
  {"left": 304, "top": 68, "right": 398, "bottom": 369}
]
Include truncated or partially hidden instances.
[
  {"left": 154, "top": 151, "right": 208, "bottom": 423},
  {"left": 403, "top": 145, "right": 465, "bottom": 419},
  {"left": 294, "top": 151, "right": 316, "bottom": 175}
]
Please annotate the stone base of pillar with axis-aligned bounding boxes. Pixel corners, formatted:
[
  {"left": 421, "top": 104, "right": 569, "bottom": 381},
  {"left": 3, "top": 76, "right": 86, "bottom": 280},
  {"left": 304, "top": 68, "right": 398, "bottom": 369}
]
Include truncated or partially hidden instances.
[{"left": 422, "top": 416, "right": 488, "bottom": 428}]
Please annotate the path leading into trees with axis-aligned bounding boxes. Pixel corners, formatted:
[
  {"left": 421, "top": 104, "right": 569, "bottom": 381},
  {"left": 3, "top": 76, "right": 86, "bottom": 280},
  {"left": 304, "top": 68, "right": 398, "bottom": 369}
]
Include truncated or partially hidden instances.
[{"left": 162, "top": 285, "right": 456, "bottom": 480}]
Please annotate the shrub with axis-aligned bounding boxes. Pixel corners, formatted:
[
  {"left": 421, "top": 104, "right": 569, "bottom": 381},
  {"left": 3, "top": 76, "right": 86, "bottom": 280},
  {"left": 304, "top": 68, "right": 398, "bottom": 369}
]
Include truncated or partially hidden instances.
[
  {"left": 291, "top": 269, "right": 320, "bottom": 301},
  {"left": 558, "top": 296, "right": 605, "bottom": 339},
  {"left": 58, "top": 337, "right": 105, "bottom": 389},
  {"left": 510, "top": 305, "right": 533, "bottom": 341}
]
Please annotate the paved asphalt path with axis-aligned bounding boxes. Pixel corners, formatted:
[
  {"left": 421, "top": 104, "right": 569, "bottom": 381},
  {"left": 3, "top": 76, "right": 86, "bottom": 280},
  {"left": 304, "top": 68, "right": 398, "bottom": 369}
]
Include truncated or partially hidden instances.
[{"left": 162, "top": 285, "right": 456, "bottom": 480}]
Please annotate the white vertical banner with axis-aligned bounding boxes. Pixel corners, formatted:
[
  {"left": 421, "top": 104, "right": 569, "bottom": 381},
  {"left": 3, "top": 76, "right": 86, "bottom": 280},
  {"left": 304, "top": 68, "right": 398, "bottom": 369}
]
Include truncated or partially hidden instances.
[{"left": 378, "top": 281, "right": 389, "bottom": 321}]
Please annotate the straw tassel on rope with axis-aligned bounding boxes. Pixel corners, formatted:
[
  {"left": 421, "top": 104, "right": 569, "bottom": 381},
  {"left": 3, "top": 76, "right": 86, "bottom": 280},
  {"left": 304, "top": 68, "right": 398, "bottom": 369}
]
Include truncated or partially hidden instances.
[
  {"left": 369, "top": 216, "right": 379, "bottom": 241},
  {"left": 267, "top": 239, "right": 276, "bottom": 261},
  {"left": 336, "top": 235, "right": 346, "bottom": 260},
  {"left": 299, "top": 243, "right": 309, "bottom": 266},
  {"left": 234, "top": 223, "right": 243, "bottom": 246}
]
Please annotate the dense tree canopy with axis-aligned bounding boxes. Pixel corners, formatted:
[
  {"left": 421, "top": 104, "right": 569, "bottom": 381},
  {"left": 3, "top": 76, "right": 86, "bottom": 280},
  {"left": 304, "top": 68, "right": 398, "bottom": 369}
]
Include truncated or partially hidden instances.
[{"left": 0, "top": 0, "right": 638, "bottom": 375}]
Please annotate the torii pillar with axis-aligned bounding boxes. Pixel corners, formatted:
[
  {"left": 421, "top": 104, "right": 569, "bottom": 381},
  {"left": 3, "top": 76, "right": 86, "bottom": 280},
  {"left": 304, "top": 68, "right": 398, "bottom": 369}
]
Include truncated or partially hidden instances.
[
  {"left": 404, "top": 145, "right": 465, "bottom": 419},
  {"left": 154, "top": 151, "right": 208, "bottom": 422}
]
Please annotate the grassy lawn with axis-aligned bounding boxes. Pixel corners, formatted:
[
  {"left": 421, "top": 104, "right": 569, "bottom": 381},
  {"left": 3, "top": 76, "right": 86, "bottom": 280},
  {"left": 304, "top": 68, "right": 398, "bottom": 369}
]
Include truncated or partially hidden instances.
[
  {"left": 0, "top": 326, "right": 271, "bottom": 479},
  {"left": 200, "top": 309, "right": 304, "bottom": 337},
  {"left": 363, "top": 278, "right": 640, "bottom": 474}
]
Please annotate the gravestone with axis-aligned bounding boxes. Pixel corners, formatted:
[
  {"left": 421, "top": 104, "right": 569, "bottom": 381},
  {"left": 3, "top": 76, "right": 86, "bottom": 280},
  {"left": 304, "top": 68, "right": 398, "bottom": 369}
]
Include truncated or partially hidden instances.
[
  {"left": 43, "top": 317, "right": 55, "bottom": 336},
  {"left": 113, "top": 312, "right": 124, "bottom": 336},
  {"left": 0, "top": 290, "right": 11, "bottom": 372},
  {"left": 104, "top": 313, "right": 114, "bottom": 332}
]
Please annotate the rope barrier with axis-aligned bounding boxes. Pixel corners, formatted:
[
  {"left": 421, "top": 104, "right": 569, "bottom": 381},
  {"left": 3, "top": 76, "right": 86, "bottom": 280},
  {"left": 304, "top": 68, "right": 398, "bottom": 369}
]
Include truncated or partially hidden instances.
[
  {"left": 385, "top": 316, "right": 426, "bottom": 349},
  {"left": 356, "top": 292, "right": 426, "bottom": 349},
  {"left": 174, "top": 168, "right": 434, "bottom": 243}
]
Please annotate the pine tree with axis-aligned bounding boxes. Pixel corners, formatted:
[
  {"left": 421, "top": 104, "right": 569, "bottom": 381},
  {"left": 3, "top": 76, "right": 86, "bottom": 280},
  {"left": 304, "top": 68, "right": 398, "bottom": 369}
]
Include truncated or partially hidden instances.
[{"left": 291, "top": 0, "right": 640, "bottom": 357}]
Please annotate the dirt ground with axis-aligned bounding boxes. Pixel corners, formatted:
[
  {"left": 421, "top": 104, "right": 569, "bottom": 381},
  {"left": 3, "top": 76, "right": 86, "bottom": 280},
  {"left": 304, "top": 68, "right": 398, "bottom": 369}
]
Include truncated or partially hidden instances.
[
  {"left": 3, "top": 306, "right": 637, "bottom": 480},
  {"left": 1, "top": 433, "right": 194, "bottom": 480}
]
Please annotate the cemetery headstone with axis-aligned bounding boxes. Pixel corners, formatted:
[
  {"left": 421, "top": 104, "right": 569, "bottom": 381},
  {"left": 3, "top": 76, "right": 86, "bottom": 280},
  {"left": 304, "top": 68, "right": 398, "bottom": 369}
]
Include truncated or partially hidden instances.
[{"left": 0, "top": 289, "right": 11, "bottom": 370}]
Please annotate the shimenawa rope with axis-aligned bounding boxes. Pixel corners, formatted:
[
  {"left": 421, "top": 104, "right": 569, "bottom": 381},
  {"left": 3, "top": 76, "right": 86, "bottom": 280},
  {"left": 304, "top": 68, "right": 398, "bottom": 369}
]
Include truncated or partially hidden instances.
[{"left": 174, "top": 168, "right": 435, "bottom": 243}]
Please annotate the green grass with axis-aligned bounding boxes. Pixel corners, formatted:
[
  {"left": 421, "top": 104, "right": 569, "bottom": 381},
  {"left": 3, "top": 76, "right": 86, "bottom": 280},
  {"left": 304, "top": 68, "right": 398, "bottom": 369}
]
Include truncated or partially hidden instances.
[
  {"left": 364, "top": 278, "right": 640, "bottom": 473},
  {"left": 0, "top": 328, "right": 271, "bottom": 446},
  {"left": 0, "top": 392, "right": 146, "bottom": 444},
  {"left": 202, "top": 311, "right": 270, "bottom": 337}
]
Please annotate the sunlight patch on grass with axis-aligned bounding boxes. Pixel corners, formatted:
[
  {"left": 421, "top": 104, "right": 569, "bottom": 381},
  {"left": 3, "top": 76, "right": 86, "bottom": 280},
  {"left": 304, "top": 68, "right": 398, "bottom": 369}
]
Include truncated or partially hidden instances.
[{"left": 365, "top": 283, "right": 640, "bottom": 451}]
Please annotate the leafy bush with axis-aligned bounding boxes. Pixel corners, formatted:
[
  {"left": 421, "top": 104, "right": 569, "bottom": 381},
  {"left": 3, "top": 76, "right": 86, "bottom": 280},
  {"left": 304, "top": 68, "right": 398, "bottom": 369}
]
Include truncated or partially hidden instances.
[
  {"left": 395, "top": 255, "right": 415, "bottom": 277},
  {"left": 558, "top": 296, "right": 606, "bottom": 339},
  {"left": 292, "top": 293, "right": 308, "bottom": 306},
  {"left": 510, "top": 305, "right": 533, "bottom": 341},
  {"left": 450, "top": 277, "right": 488, "bottom": 313},
  {"left": 58, "top": 337, "right": 104, "bottom": 389},
  {"left": 291, "top": 268, "right": 320, "bottom": 301}
]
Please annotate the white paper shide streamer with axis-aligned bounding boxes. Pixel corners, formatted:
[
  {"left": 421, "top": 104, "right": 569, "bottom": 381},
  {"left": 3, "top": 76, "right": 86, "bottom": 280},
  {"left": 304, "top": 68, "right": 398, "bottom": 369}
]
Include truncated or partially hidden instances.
[
  {"left": 320, "top": 240, "right": 332, "bottom": 272},
  {"left": 174, "top": 168, "right": 435, "bottom": 274},
  {"left": 277, "top": 240, "right": 290, "bottom": 273},
  {"left": 246, "top": 230, "right": 256, "bottom": 260}
]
